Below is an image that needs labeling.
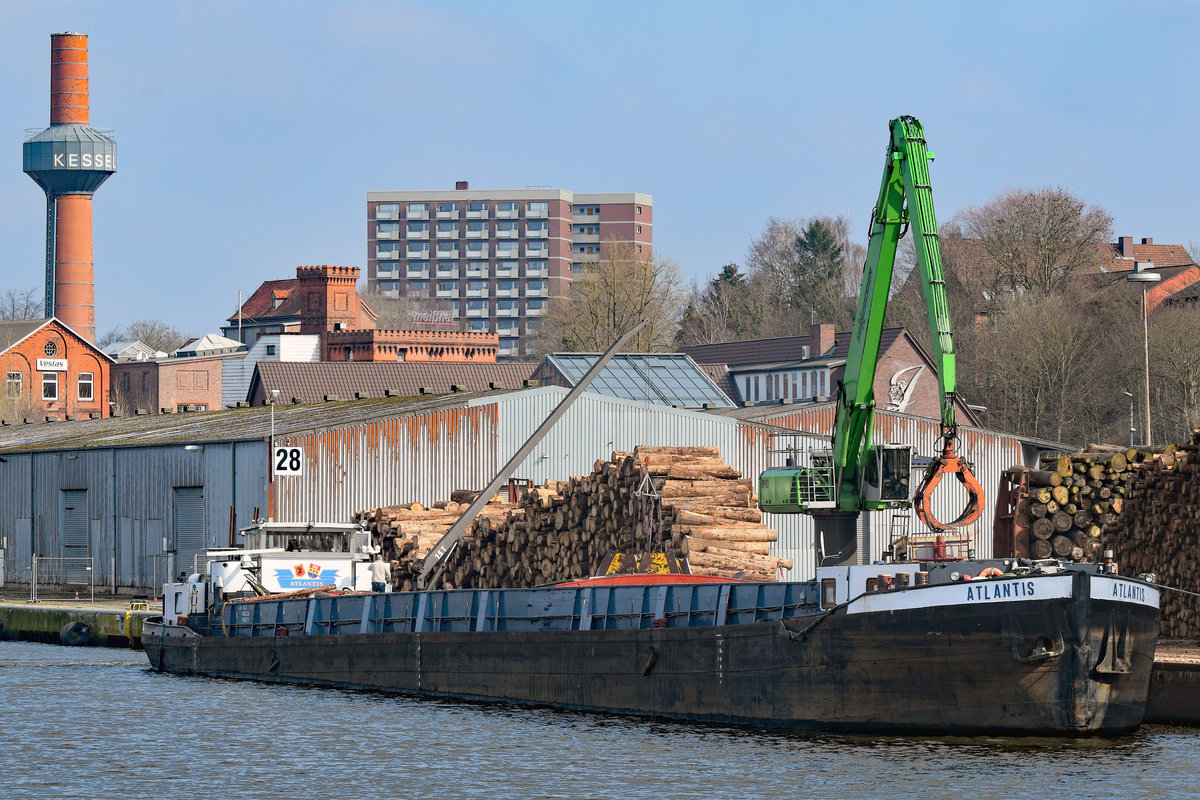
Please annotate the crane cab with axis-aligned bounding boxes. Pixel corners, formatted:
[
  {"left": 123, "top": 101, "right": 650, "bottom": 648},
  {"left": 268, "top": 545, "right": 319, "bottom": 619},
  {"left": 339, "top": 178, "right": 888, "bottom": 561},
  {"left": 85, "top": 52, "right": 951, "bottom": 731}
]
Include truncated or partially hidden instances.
[{"left": 863, "top": 443, "right": 913, "bottom": 509}]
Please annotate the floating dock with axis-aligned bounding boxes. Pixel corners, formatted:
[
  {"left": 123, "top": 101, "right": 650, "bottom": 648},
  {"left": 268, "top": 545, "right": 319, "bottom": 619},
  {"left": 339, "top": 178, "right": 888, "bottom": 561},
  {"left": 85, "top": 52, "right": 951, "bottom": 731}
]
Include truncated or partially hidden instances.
[{"left": 0, "top": 599, "right": 155, "bottom": 647}]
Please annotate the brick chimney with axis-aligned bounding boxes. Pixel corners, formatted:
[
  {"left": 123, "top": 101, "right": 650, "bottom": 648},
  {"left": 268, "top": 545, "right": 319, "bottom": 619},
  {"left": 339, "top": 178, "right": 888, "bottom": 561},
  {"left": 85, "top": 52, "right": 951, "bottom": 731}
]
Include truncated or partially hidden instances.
[
  {"left": 1118, "top": 236, "right": 1134, "bottom": 256},
  {"left": 808, "top": 323, "right": 835, "bottom": 357},
  {"left": 455, "top": 180, "right": 469, "bottom": 190},
  {"left": 1141, "top": 237, "right": 1154, "bottom": 245},
  {"left": 297, "top": 265, "right": 361, "bottom": 334}
]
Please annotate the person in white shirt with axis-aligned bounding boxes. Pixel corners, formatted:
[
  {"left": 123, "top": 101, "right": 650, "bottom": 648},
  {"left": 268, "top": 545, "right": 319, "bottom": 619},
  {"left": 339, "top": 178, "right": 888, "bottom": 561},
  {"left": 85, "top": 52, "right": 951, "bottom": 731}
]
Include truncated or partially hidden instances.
[{"left": 368, "top": 554, "right": 391, "bottom": 593}]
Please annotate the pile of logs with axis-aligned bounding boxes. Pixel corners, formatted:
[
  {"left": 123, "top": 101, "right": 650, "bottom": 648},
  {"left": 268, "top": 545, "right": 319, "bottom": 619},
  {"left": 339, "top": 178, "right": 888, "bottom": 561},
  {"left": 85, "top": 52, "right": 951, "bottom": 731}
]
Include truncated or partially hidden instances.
[
  {"left": 1020, "top": 446, "right": 1146, "bottom": 562},
  {"left": 1103, "top": 435, "right": 1199, "bottom": 638},
  {"left": 354, "top": 446, "right": 791, "bottom": 591}
]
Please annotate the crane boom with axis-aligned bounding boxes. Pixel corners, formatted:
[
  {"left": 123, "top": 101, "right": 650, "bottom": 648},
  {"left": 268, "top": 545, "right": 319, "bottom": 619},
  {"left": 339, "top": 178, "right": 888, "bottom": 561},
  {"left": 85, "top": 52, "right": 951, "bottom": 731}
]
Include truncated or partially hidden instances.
[{"left": 759, "top": 116, "right": 983, "bottom": 539}]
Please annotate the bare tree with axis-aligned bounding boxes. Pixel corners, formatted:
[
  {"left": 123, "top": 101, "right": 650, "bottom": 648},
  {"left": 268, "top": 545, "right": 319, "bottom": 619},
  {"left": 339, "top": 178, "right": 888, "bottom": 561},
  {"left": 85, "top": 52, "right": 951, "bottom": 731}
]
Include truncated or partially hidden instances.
[
  {"left": 0, "top": 287, "right": 43, "bottom": 321},
  {"left": 958, "top": 187, "right": 1113, "bottom": 297},
  {"left": 115, "top": 319, "right": 189, "bottom": 353},
  {"left": 1150, "top": 305, "right": 1200, "bottom": 443},
  {"left": 535, "top": 241, "right": 684, "bottom": 354},
  {"left": 360, "top": 288, "right": 464, "bottom": 331}
]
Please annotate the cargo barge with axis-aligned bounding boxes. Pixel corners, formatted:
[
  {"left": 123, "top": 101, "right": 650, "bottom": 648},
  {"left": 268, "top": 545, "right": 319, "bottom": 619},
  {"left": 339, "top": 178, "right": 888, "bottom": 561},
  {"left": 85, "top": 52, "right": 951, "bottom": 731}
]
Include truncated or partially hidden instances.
[{"left": 143, "top": 553, "right": 1160, "bottom": 735}]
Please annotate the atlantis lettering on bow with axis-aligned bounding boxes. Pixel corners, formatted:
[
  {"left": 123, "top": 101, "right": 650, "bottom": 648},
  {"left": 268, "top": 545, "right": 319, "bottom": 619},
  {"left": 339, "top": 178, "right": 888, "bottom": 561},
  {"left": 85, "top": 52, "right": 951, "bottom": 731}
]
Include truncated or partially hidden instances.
[
  {"left": 1112, "top": 582, "right": 1147, "bottom": 603},
  {"left": 52, "top": 152, "right": 115, "bottom": 169},
  {"left": 965, "top": 580, "right": 1037, "bottom": 602}
]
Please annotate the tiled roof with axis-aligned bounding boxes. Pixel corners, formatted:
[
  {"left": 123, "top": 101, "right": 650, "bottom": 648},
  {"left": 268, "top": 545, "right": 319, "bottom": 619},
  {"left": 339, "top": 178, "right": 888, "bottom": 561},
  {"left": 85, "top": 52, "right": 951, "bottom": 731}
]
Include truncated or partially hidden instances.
[
  {"left": 228, "top": 279, "right": 300, "bottom": 323},
  {"left": 249, "top": 361, "right": 538, "bottom": 403},
  {"left": 698, "top": 363, "right": 738, "bottom": 402},
  {"left": 678, "top": 335, "right": 811, "bottom": 365},
  {"left": 0, "top": 318, "right": 50, "bottom": 351}
]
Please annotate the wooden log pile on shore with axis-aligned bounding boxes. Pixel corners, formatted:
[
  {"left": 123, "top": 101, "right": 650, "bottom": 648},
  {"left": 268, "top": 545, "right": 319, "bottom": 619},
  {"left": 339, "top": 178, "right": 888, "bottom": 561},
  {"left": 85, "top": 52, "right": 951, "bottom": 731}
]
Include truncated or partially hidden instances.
[
  {"left": 354, "top": 446, "right": 790, "bottom": 591},
  {"left": 1102, "top": 433, "right": 1200, "bottom": 639},
  {"left": 1022, "top": 445, "right": 1149, "bottom": 562}
]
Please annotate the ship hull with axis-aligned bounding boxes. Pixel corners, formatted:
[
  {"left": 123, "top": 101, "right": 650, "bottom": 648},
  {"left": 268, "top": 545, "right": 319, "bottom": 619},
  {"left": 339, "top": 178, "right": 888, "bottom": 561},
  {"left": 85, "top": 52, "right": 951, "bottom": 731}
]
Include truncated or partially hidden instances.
[{"left": 144, "top": 571, "right": 1158, "bottom": 735}]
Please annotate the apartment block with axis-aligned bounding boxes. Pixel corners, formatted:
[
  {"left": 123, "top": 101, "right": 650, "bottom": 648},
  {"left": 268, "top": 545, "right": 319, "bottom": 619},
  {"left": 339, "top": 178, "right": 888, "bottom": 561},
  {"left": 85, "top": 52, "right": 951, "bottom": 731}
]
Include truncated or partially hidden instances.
[{"left": 367, "top": 182, "right": 652, "bottom": 358}]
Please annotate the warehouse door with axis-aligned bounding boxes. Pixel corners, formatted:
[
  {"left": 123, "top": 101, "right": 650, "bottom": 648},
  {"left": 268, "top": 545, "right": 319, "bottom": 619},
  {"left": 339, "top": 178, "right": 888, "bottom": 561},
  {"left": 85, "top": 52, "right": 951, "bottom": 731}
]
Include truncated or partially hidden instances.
[
  {"left": 173, "top": 487, "right": 206, "bottom": 579},
  {"left": 61, "top": 489, "right": 90, "bottom": 583}
]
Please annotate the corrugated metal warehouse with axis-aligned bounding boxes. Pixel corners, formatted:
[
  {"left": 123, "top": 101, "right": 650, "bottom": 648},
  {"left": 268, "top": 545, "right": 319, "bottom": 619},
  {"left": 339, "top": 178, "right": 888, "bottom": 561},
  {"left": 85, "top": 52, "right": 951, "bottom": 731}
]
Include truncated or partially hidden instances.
[{"left": 0, "top": 387, "right": 1065, "bottom": 592}]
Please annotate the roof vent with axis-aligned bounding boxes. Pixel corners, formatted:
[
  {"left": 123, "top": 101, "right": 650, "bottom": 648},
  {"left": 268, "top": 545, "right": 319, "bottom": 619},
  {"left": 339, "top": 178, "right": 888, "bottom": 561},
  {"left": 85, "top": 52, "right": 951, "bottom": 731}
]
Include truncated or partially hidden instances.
[
  {"left": 780, "top": 397, "right": 793, "bottom": 405},
  {"left": 44, "top": 416, "right": 55, "bottom": 423},
  {"left": 419, "top": 387, "right": 430, "bottom": 395},
  {"left": 236, "top": 401, "right": 250, "bottom": 408},
  {"left": 290, "top": 397, "right": 303, "bottom": 405},
  {"left": 488, "top": 382, "right": 504, "bottom": 390},
  {"left": 744, "top": 401, "right": 755, "bottom": 407},
  {"left": 324, "top": 394, "right": 338, "bottom": 402},
  {"left": 355, "top": 391, "right": 368, "bottom": 399},
  {"left": 65, "top": 414, "right": 76, "bottom": 421},
  {"left": 135, "top": 409, "right": 148, "bottom": 416},
  {"left": 89, "top": 412, "right": 100, "bottom": 419},
  {"left": 385, "top": 389, "right": 399, "bottom": 397},
  {"left": 523, "top": 379, "right": 539, "bottom": 388},
  {"left": 450, "top": 384, "right": 464, "bottom": 392}
]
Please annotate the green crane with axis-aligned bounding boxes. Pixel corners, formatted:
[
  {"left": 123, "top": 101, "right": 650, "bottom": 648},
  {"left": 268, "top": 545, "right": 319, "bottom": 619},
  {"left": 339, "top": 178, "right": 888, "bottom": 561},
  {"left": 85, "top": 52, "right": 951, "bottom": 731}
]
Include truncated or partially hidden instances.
[{"left": 759, "top": 116, "right": 983, "bottom": 563}]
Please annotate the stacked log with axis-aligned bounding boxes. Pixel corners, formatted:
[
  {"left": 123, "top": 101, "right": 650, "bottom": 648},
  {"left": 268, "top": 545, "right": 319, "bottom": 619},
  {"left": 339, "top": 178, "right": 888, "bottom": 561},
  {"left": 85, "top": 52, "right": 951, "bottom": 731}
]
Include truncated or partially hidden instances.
[
  {"left": 354, "top": 446, "right": 790, "bottom": 591},
  {"left": 1023, "top": 446, "right": 1149, "bottom": 562},
  {"left": 1103, "top": 435, "right": 1199, "bottom": 638}
]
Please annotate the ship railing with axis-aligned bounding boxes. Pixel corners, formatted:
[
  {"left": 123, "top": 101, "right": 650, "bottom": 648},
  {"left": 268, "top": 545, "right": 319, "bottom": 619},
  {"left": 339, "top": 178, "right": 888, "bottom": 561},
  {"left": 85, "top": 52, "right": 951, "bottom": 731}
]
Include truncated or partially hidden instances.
[{"left": 206, "top": 582, "right": 824, "bottom": 638}]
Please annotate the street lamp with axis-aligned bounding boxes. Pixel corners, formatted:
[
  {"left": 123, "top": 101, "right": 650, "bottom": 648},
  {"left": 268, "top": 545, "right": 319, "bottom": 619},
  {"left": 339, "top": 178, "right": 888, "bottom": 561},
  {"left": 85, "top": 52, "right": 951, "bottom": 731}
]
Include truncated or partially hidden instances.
[
  {"left": 1122, "top": 391, "right": 1135, "bottom": 447},
  {"left": 1128, "top": 262, "right": 1160, "bottom": 447}
]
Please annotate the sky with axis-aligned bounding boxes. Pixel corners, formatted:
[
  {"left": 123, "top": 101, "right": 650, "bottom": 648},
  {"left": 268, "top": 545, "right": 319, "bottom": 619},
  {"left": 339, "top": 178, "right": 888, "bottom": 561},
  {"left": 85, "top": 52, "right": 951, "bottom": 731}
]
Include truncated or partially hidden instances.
[{"left": 2, "top": 1, "right": 1198, "bottom": 339}]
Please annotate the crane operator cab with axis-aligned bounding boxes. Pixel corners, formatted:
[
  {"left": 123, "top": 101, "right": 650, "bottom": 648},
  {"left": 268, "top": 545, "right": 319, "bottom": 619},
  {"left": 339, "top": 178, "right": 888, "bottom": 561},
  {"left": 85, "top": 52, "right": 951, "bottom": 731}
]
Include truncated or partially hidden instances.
[{"left": 862, "top": 443, "right": 912, "bottom": 506}]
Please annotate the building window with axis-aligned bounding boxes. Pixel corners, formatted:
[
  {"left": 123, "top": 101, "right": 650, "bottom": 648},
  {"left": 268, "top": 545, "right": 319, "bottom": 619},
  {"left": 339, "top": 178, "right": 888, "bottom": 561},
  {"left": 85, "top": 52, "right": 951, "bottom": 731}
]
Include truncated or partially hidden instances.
[
  {"left": 437, "top": 202, "right": 458, "bottom": 214},
  {"left": 636, "top": 206, "right": 643, "bottom": 214},
  {"left": 44, "top": 341, "right": 58, "bottom": 357},
  {"left": 408, "top": 280, "right": 430, "bottom": 295},
  {"left": 498, "top": 201, "right": 518, "bottom": 213},
  {"left": 407, "top": 221, "right": 429, "bottom": 235},
  {"left": 636, "top": 245, "right": 643, "bottom": 253},
  {"left": 377, "top": 221, "right": 400, "bottom": 236},
  {"left": 266, "top": 345, "right": 276, "bottom": 356},
  {"left": 407, "top": 203, "right": 428, "bottom": 214},
  {"left": 6, "top": 371, "right": 21, "bottom": 398},
  {"left": 636, "top": 225, "right": 642, "bottom": 234},
  {"left": 42, "top": 372, "right": 57, "bottom": 401},
  {"left": 142, "top": 373, "right": 148, "bottom": 391},
  {"left": 123, "top": 374, "right": 131, "bottom": 393},
  {"left": 437, "top": 221, "right": 458, "bottom": 234},
  {"left": 468, "top": 201, "right": 488, "bottom": 213},
  {"left": 527, "top": 201, "right": 548, "bottom": 213},
  {"left": 497, "top": 241, "right": 519, "bottom": 257},
  {"left": 377, "top": 202, "right": 399, "bottom": 216},
  {"left": 78, "top": 372, "right": 93, "bottom": 401}
]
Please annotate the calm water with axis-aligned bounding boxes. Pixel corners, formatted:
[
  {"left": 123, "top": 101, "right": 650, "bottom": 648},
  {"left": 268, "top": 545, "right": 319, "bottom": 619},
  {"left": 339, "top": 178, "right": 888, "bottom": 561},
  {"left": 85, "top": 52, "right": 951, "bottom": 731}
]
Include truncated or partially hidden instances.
[{"left": 2, "top": 641, "right": 1198, "bottom": 800}]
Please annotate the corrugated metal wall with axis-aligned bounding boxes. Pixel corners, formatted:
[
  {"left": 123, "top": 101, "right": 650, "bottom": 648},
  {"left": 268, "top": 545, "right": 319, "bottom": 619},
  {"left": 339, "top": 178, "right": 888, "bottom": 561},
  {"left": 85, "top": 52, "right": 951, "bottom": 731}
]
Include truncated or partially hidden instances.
[
  {"left": 0, "top": 441, "right": 267, "bottom": 591},
  {"left": 271, "top": 406, "right": 499, "bottom": 523}
]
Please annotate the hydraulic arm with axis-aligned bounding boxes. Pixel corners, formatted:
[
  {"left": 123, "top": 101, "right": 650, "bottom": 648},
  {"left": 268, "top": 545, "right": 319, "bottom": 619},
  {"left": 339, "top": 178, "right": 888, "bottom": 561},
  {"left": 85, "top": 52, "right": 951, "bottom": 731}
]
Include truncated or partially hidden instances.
[{"left": 759, "top": 116, "right": 984, "bottom": 532}]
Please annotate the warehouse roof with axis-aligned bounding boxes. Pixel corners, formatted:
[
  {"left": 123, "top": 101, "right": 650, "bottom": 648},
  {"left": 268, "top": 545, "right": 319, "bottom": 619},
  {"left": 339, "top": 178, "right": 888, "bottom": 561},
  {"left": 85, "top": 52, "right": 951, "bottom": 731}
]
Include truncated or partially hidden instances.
[
  {"left": 246, "top": 360, "right": 538, "bottom": 405},
  {"left": 532, "top": 353, "right": 734, "bottom": 408},
  {"left": 0, "top": 390, "right": 507, "bottom": 454}
]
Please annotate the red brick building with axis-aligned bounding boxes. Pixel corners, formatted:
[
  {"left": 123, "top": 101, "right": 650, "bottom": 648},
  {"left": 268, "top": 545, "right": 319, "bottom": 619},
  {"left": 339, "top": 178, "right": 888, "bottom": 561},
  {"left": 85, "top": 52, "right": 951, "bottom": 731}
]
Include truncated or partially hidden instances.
[
  {"left": 227, "top": 265, "right": 500, "bottom": 363},
  {"left": 111, "top": 353, "right": 235, "bottom": 414},
  {"left": 0, "top": 318, "right": 110, "bottom": 422}
]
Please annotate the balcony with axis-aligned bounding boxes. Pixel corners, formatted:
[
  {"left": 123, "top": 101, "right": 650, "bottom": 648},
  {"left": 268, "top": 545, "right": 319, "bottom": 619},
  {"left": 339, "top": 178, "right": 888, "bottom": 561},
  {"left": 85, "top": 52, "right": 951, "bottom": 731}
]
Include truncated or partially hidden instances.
[
  {"left": 466, "top": 207, "right": 489, "bottom": 219},
  {"left": 465, "top": 228, "right": 488, "bottom": 239},
  {"left": 406, "top": 208, "right": 429, "bottom": 220},
  {"left": 496, "top": 228, "right": 519, "bottom": 238},
  {"left": 525, "top": 226, "right": 548, "bottom": 238},
  {"left": 526, "top": 305, "right": 545, "bottom": 317},
  {"left": 495, "top": 248, "right": 520, "bottom": 261},
  {"left": 498, "top": 347, "right": 519, "bottom": 358},
  {"left": 466, "top": 286, "right": 489, "bottom": 298},
  {"left": 435, "top": 287, "right": 458, "bottom": 298},
  {"left": 465, "top": 265, "right": 488, "bottom": 278},
  {"left": 526, "top": 207, "right": 548, "bottom": 219},
  {"left": 406, "top": 247, "right": 431, "bottom": 259},
  {"left": 376, "top": 265, "right": 399, "bottom": 279},
  {"left": 494, "top": 265, "right": 518, "bottom": 278},
  {"left": 437, "top": 229, "right": 459, "bottom": 239},
  {"left": 376, "top": 229, "right": 400, "bottom": 240},
  {"left": 376, "top": 208, "right": 399, "bottom": 221},
  {"left": 376, "top": 248, "right": 401, "bottom": 260},
  {"left": 466, "top": 306, "right": 489, "bottom": 317},
  {"left": 406, "top": 269, "right": 430, "bottom": 280},
  {"left": 495, "top": 286, "right": 519, "bottom": 298},
  {"left": 524, "top": 265, "right": 549, "bottom": 278},
  {"left": 496, "top": 207, "right": 519, "bottom": 219},
  {"left": 435, "top": 268, "right": 460, "bottom": 280},
  {"left": 496, "top": 306, "right": 519, "bottom": 317},
  {"left": 435, "top": 248, "right": 460, "bottom": 259},
  {"left": 574, "top": 229, "right": 600, "bottom": 243},
  {"left": 407, "top": 230, "right": 429, "bottom": 240},
  {"left": 525, "top": 245, "right": 549, "bottom": 258},
  {"left": 436, "top": 208, "right": 458, "bottom": 219}
]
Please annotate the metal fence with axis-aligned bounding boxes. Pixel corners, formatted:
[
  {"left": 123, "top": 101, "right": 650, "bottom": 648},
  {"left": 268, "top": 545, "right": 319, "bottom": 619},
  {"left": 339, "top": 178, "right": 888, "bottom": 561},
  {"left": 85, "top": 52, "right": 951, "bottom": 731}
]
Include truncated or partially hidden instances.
[{"left": 30, "top": 556, "right": 94, "bottom": 603}]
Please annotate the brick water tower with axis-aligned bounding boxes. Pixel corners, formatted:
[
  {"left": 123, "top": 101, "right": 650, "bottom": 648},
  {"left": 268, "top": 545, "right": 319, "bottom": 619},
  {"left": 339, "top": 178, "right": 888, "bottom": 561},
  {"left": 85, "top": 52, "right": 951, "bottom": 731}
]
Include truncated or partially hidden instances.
[{"left": 22, "top": 32, "right": 117, "bottom": 343}]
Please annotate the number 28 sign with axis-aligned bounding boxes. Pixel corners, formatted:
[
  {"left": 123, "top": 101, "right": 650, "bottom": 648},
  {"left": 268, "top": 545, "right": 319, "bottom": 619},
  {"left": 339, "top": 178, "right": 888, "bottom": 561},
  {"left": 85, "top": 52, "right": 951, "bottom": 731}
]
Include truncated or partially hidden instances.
[{"left": 273, "top": 446, "right": 304, "bottom": 476}]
